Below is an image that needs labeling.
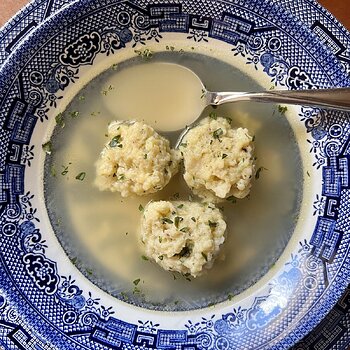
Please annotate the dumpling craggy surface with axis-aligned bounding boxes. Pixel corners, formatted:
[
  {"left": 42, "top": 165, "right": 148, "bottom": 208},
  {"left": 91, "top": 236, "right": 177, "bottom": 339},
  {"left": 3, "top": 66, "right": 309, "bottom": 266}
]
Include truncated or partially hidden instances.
[
  {"left": 95, "top": 121, "right": 179, "bottom": 197},
  {"left": 181, "top": 116, "right": 255, "bottom": 202},
  {"left": 140, "top": 200, "right": 226, "bottom": 277}
]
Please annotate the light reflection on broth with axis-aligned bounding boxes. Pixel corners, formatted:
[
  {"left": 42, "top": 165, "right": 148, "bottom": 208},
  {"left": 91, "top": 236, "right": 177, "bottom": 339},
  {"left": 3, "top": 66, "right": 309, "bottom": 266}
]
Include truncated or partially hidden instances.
[{"left": 44, "top": 52, "right": 302, "bottom": 311}]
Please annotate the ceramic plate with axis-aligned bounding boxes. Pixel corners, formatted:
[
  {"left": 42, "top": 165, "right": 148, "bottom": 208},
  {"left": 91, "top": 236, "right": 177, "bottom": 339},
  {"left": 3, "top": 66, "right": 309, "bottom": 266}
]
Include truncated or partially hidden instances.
[{"left": 0, "top": 0, "right": 350, "bottom": 349}]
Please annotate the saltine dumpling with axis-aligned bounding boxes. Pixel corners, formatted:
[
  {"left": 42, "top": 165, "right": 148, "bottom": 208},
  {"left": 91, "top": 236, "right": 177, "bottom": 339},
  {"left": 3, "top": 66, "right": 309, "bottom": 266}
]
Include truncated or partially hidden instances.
[
  {"left": 181, "top": 116, "right": 255, "bottom": 202},
  {"left": 140, "top": 200, "right": 226, "bottom": 277},
  {"left": 95, "top": 121, "right": 180, "bottom": 197}
]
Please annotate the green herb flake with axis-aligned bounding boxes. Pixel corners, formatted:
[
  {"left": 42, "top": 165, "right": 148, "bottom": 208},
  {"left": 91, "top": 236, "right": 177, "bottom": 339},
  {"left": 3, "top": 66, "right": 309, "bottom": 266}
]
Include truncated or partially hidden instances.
[
  {"left": 111, "top": 63, "right": 118, "bottom": 70},
  {"left": 158, "top": 255, "right": 164, "bottom": 261},
  {"left": 306, "top": 171, "right": 311, "bottom": 177},
  {"left": 109, "top": 135, "right": 122, "bottom": 148},
  {"left": 269, "top": 85, "right": 275, "bottom": 90},
  {"left": 120, "top": 291, "right": 129, "bottom": 300},
  {"left": 138, "top": 204, "right": 144, "bottom": 212},
  {"left": 133, "top": 287, "right": 141, "bottom": 295},
  {"left": 133, "top": 278, "right": 141, "bottom": 286},
  {"left": 135, "top": 48, "right": 153, "bottom": 59},
  {"left": 90, "top": 111, "right": 101, "bottom": 117},
  {"left": 208, "top": 220, "right": 218, "bottom": 228},
  {"left": 222, "top": 153, "right": 228, "bottom": 159},
  {"left": 55, "top": 113, "right": 65, "bottom": 128},
  {"left": 226, "top": 196, "right": 237, "bottom": 204},
  {"left": 179, "top": 142, "right": 187, "bottom": 148},
  {"left": 252, "top": 135, "right": 256, "bottom": 142},
  {"left": 201, "top": 252, "right": 208, "bottom": 261},
  {"left": 173, "top": 192, "right": 180, "bottom": 199},
  {"left": 177, "top": 204, "right": 184, "bottom": 209},
  {"left": 71, "top": 257, "right": 77, "bottom": 265},
  {"left": 278, "top": 105, "right": 288, "bottom": 114},
  {"left": 61, "top": 165, "right": 69, "bottom": 176},
  {"left": 228, "top": 293, "right": 234, "bottom": 301},
  {"left": 201, "top": 88, "right": 206, "bottom": 99},
  {"left": 101, "top": 85, "right": 115, "bottom": 96},
  {"left": 42, "top": 141, "right": 52, "bottom": 155},
  {"left": 213, "top": 128, "right": 224, "bottom": 140},
  {"left": 180, "top": 227, "right": 190, "bottom": 233},
  {"left": 162, "top": 218, "right": 174, "bottom": 224},
  {"left": 209, "top": 112, "right": 217, "bottom": 120},
  {"left": 158, "top": 236, "right": 163, "bottom": 243},
  {"left": 70, "top": 110, "right": 80, "bottom": 119},
  {"left": 118, "top": 174, "right": 126, "bottom": 181},
  {"left": 224, "top": 116, "right": 232, "bottom": 124},
  {"left": 50, "top": 166, "right": 57, "bottom": 177},
  {"left": 191, "top": 217, "right": 196, "bottom": 222},
  {"left": 174, "top": 216, "right": 183, "bottom": 228},
  {"left": 141, "top": 255, "right": 149, "bottom": 261},
  {"left": 144, "top": 154, "right": 148, "bottom": 159},
  {"left": 75, "top": 172, "right": 86, "bottom": 181},
  {"left": 177, "top": 245, "right": 192, "bottom": 258},
  {"left": 255, "top": 166, "right": 268, "bottom": 179},
  {"left": 174, "top": 300, "right": 179, "bottom": 305}
]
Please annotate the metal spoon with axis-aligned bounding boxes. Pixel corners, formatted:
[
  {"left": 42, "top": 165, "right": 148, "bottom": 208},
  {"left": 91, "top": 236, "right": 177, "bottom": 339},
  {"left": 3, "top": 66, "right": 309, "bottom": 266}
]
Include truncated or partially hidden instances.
[{"left": 172, "top": 65, "right": 350, "bottom": 148}]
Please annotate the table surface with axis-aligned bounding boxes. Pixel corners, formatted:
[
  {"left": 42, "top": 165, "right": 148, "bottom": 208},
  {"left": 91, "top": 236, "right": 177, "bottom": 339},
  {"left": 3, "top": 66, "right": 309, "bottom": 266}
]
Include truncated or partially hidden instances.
[
  {"left": 0, "top": 0, "right": 349, "bottom": 350},
  {"left": 0, "top": 0, "right": 350, "bottom": 29}
]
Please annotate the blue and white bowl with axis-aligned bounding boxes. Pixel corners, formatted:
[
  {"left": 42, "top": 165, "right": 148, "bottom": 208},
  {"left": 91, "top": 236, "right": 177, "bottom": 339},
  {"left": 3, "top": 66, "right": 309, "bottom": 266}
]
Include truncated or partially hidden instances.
[{"left": 0, "top": 0, "right": 350, "bottom": 349}]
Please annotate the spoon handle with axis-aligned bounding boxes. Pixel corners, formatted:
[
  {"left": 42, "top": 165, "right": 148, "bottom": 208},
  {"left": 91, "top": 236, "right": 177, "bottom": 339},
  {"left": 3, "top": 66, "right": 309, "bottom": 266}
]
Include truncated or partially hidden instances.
[{"left": 208, "top": 88, "right": 350, "bottom": 111}]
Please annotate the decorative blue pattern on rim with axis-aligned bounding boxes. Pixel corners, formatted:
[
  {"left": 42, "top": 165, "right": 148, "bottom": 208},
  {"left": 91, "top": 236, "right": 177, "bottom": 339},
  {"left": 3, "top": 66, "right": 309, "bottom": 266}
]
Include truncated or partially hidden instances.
[{"left": 0, "top": 0, "right": 350, "bottom": 349}]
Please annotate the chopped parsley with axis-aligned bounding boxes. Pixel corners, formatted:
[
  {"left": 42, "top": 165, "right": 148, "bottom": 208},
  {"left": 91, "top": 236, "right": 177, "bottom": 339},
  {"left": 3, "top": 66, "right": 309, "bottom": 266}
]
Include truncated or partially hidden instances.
[
  {"left": 42, "top": 141, "right": 52, "bottom": 155},
  {"left": 174, "top": 216, "right": 183, "bottom": 228},
  {"left": 118, "top": 174, "right": 125, "bottom": 181},
  {"left": 75, "top": 172, "right": 86, "bottom": 181},
  {"left": 135, "top": 48, "right": 153, "bottom": 59},
  {"left": 109, "top": 135, "right": 122, "bottom": 148},
  {"left": 213, "top": 128, "right": 224, "bottom": 140},
  {"left": 173, "top": 192, "right": 180, "bottom": 199},
  {"left": 158, "top": 236, "right": 163, "bottom": 243},
  {"left": 141, "top": 255, "right": 149, "bottom": 261},
  {"left": 278, "top": 105, "right": 288, "bottom": 114},
  {"left": 228, "top": 293, "right": 234, "bottom": 301},
  {"left": 177, "top": 204, "right": 184, "bottom": 209},
  {"left": 55, "top": 113, "right": 65, "bottom": 128},
  {"left": 201, "top": 88, "right": 206, "bottom": 99},
  {"left": 111, "top": 63, "right": 118, "bottom": 71},
  {"left": 101, "top": 85, "right": 115, "bottom": 96},
  {"left": 180, "top": 227, "right": 190, "bottom": 233},
  {"left": 133, "top": 278, "right": 141, "bottom": 286},
  {"left": 191, "top": 217, "right": 196, "bottom": 222},
  {"left": 50, "top": 166, "right": 57, "bottom": 177},
  {"left": 252, "top": 135, "right": 256, "bottom": 142},
  {"left": 162, "top": 218, "right": 174, "bottom": 224},
  {"left": 222, "top": 153, "right": 228, "bottom": 159},
  {"left": 208, "top": 220, "right": 218, "bottom": 228},
  {"left": 176, "top": 245, "right": 192, "bottom": 258},
  {"left": 166, "top": 45, "right": 175, "bottom": 51},
  {"left": 201, "top": 252, "right": 208, "bottom": 261},
  {"left": 158, "top": 255, "right": 164, "bottom": 261},
  {"left": 179, "top": 142, "right": 187, "bottom": 148},
  {"left": 138, "top": 204, "right": 144, "bottom": 212},
  {"left": 306, "top": 171, "right": 310, "bottom": 177},
  {"left": 69, "top": 111, "right": 80, "bottom": 118},
  {"left": 71, "top": 257, "right": 77, "bottom": 265},
  {"left": 78, "top": 95, "right": 85, "bottom": 101},
  {"left": 255, "top": 166, "right": 268, "bottom": 179},
  {"left": 90, "top": 111, "right": 101, "bottom": 117},
  {"left": 144, "top": 154, "right": 148, "bottom": 159},
  {"left": 209, "top": 112, "right": 217, "bottom": 120},
  {"left": 61, "top": 165, "right": 69, "bottom": 176}
]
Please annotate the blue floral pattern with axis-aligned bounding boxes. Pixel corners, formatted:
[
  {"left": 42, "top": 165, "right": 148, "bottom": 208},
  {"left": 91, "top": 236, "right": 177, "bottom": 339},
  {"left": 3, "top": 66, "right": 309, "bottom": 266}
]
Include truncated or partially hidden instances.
[{"left": 0, "top": 0, "right": 349, "bottom": 349}]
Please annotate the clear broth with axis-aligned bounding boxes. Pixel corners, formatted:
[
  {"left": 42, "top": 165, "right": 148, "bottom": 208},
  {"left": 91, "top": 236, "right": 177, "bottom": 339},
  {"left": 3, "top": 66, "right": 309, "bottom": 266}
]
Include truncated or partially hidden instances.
[{"left": 44, "top": 52, "right": 303, "bottom": 311}]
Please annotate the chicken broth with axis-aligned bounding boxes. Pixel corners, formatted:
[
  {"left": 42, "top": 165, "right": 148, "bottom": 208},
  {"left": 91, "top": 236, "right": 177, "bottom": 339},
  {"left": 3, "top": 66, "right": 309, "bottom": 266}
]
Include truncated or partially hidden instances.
[{"left": 44, "top": 52, "right": 303, "bottom": 311}]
